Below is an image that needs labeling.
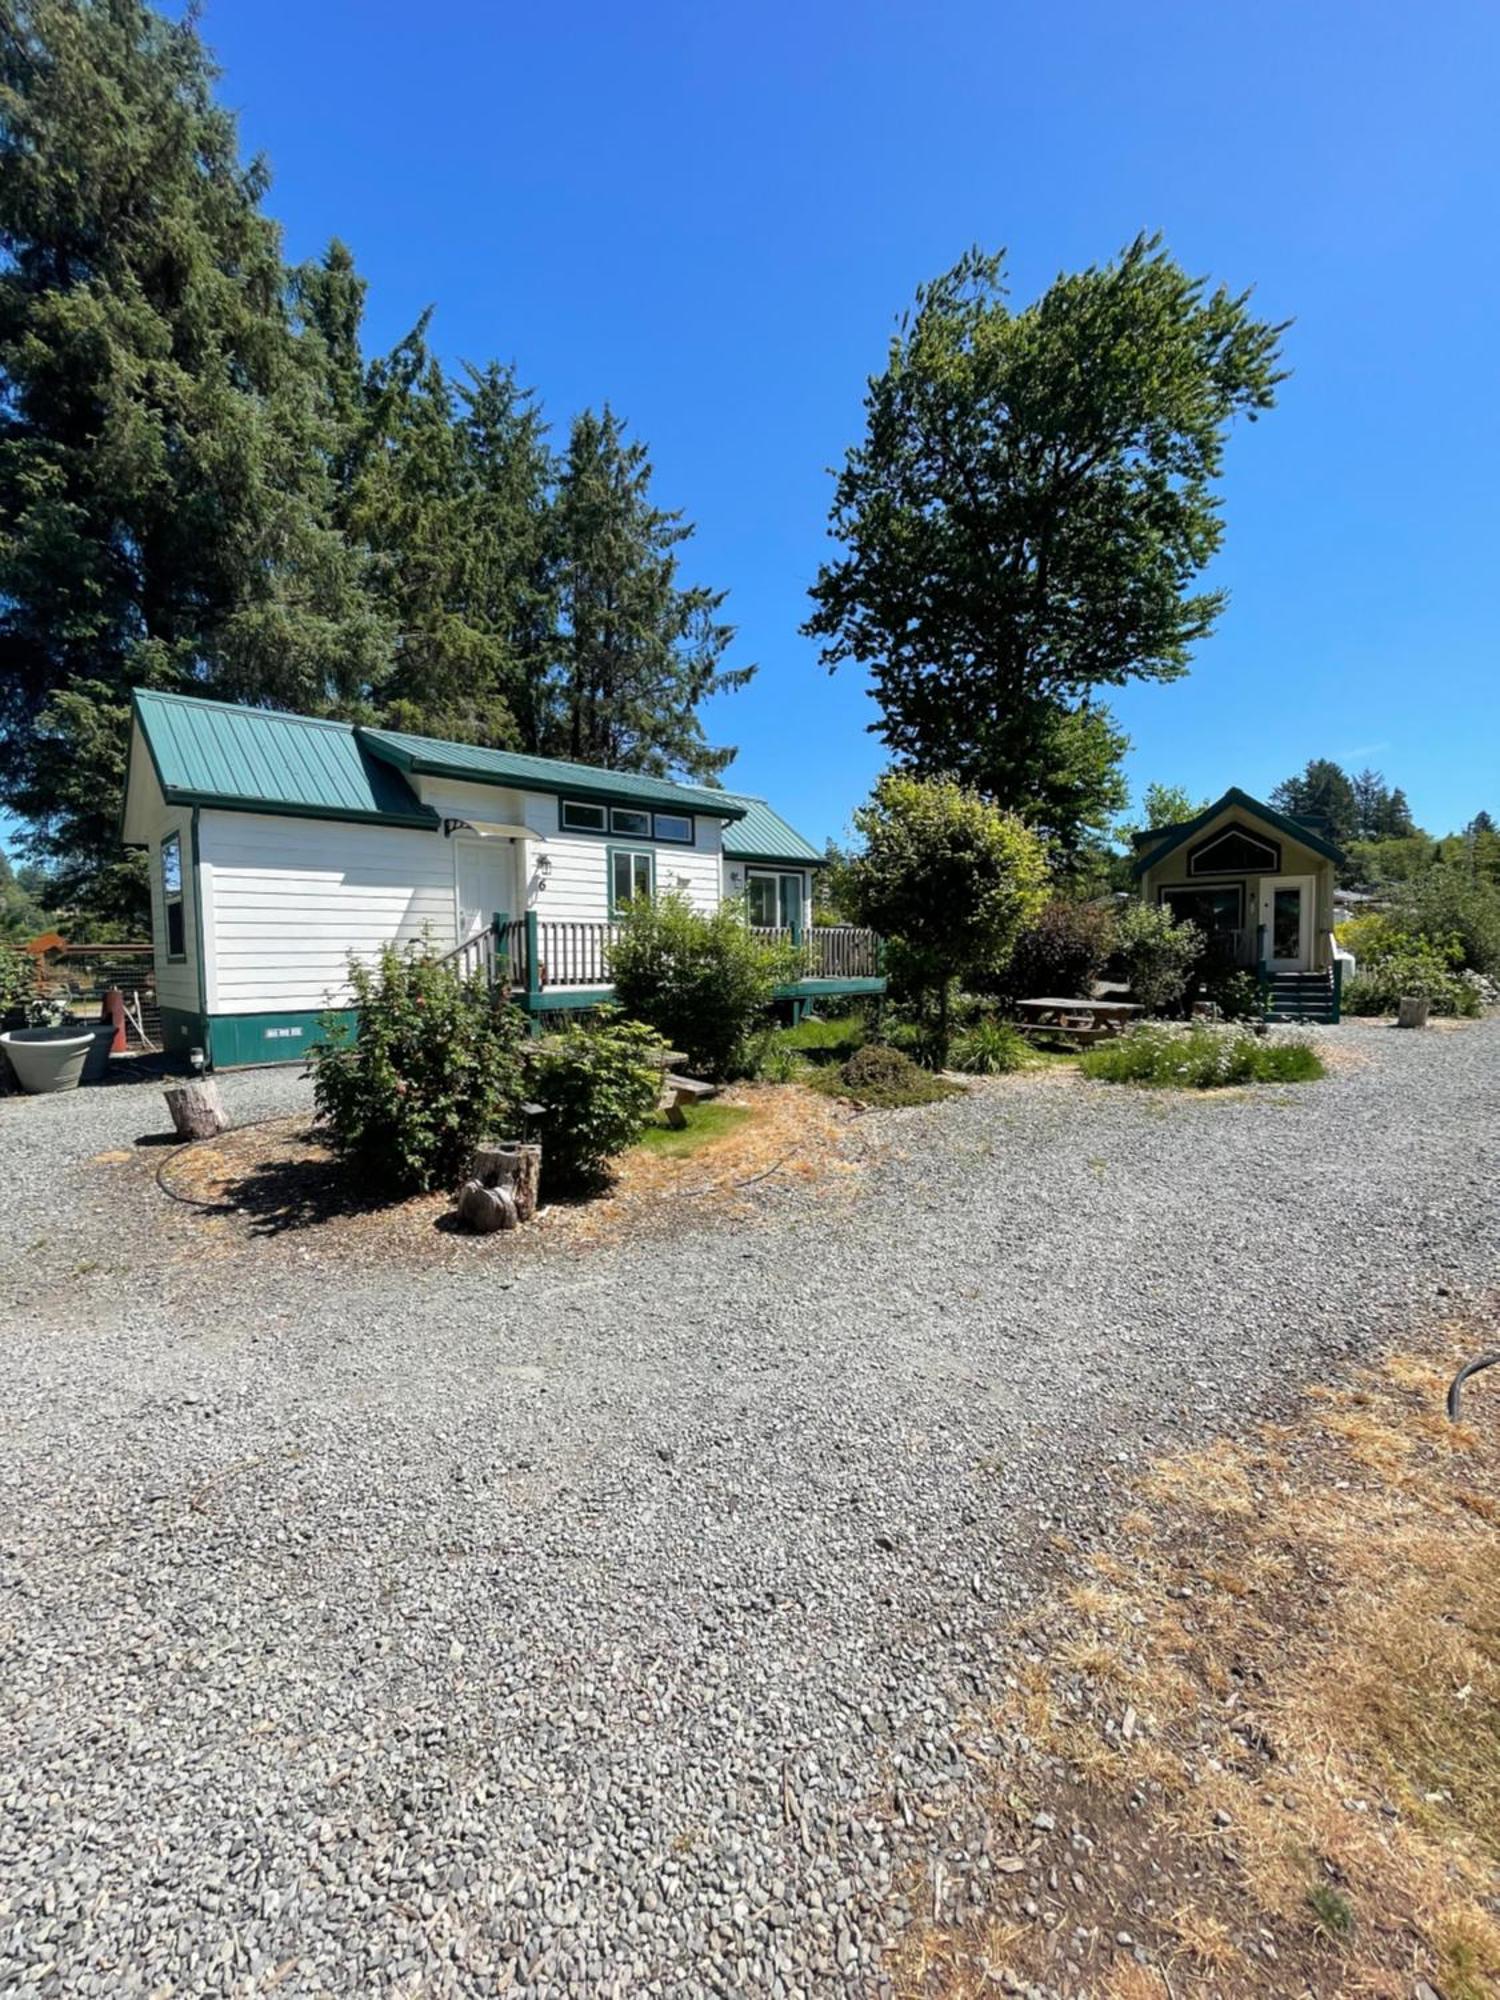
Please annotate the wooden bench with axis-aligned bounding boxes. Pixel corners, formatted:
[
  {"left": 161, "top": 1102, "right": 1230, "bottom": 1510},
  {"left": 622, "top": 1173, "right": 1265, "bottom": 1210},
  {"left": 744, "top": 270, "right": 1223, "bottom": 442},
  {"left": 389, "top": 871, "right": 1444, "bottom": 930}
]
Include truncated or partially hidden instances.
[{"left": 660, "top": 1075, "right": 717, "bottom": 1129}]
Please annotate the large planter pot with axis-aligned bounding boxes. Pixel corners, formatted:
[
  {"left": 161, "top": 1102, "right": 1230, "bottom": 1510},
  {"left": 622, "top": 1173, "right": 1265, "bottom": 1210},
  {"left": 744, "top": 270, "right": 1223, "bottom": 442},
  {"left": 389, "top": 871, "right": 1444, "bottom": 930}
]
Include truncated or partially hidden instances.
[{"left": 0, "top": 1023, "right": 115, "bottom": 1093}]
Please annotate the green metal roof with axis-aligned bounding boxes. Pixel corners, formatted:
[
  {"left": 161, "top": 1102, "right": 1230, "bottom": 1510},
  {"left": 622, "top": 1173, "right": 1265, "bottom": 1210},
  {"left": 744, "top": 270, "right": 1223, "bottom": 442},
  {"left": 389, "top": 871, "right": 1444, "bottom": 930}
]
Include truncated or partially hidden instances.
[
  {"left": 1131, "top": 786, "right": 1344, "bottom": 877},
  {"left": 130, "top": 691, "right": 438, "bottom": 828},
  {"left": 721, "top": 797, "right": 822, "bottom": 865},
  {"left": 359, "top": 727, "right": 747, "bottom": 818}
]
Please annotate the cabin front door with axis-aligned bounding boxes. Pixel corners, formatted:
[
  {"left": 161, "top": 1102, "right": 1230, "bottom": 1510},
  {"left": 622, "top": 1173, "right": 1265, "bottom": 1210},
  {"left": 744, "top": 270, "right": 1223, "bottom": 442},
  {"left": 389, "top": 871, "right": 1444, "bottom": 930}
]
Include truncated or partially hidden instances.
[
  {"left": 1260, "top": 874, "right": 1314, "bottom": 972},
  {"left": 454, "top": 835, "right": 516, "bottom": 945}
]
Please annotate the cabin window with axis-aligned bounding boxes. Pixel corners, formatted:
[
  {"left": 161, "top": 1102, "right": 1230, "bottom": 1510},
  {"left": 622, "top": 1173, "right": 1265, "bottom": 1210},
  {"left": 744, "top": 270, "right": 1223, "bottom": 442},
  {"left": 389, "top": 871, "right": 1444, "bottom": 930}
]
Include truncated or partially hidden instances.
[
  {"left": 1187, "top": 824, "right": 1280, "bottom": 875},
  {"left": 747, "top": 870, "right": 803, "bottom": 928},
  {"left": 161, "top": 832, "right": 186, "bottom": 960},
  {"left": 1160, "top": 884, "right": 1243, "bottom": 935},
  {"left": 561, "top": 799, "right": 607, "bottom": 833},
  {"left": 609, "top": 806, "right": 651, "bottom": 838},
  {"left": 609, "top": 847, "right": 654, "bottom": 912},
  {"left": 652, "top": 810, "right": 694, "bottom": 845}
]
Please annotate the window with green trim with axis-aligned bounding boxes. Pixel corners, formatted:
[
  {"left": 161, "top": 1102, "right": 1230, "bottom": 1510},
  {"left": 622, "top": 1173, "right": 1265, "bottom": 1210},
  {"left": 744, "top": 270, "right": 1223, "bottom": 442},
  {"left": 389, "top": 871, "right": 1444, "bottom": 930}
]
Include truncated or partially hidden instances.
[
  {"left": 610, "top": 847, "right": 654, "bottom": 912},
  {"left": 161, "top": 831, "right": 186, "bottom": 960},
  {"left": 610, "top": 806, "right": 651, "bottom": 838}
]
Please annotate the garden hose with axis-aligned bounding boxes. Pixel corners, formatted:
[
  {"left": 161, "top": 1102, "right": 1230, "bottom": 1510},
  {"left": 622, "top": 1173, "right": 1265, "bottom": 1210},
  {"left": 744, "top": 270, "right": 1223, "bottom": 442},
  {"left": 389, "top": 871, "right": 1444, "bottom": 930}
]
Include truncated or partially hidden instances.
[{"left": 1447, "top": 1351, "right": 1500, "bottom": 1423}]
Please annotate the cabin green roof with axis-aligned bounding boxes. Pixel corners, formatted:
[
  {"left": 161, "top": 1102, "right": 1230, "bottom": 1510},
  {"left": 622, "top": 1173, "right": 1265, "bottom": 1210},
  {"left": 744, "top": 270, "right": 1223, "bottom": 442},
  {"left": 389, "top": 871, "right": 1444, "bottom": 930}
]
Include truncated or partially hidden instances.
[
  {"left": 126, "top": 691, "right": 772, "bottom": 833},
  {"left": 358, "top": 726, "right": 747, "bottom": 818},
  {"left": 721, "top": 797, "right": 822, "bottom": 865},
  {"left": 129, "top": 691, "right": 438, "bottom": 829},
  {"left": 1131, "top": 786, "right": 1344, "bottom": 876}
]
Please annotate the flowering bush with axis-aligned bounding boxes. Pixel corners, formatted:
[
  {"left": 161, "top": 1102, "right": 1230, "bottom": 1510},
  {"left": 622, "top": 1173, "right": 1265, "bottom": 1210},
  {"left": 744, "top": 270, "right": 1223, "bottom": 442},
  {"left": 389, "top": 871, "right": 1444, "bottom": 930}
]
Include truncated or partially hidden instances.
[
  {"left": 1081, "top": 1022, "right": 1324, "bottom": 1088},
  {"left": 312, "top": 944, "right": 527, "bottom": 1196}
]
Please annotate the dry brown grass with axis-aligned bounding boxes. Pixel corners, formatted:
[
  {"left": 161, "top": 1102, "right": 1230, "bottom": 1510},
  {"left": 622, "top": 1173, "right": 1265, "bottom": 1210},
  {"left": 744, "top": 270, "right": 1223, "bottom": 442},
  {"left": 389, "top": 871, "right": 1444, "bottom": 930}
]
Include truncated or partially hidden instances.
[
  {"left": 148, "top": 1082, "right": 871, "bottom": 1266},
  {"left": 897, "top": 1325, "right": 1500, "bottom": 2000}
]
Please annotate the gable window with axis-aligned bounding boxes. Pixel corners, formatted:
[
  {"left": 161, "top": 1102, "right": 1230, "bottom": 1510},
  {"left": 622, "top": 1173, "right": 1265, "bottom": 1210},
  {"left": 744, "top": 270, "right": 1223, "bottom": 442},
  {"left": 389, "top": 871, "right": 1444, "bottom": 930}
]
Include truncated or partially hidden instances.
[
  {"left": 609, "top": 806, "right": 651, "bottom": 838},
  {"left": 561, "top": 799, "right": 607, "bottom": 833},
  {"left": 610, "top": 847, "right": 654, "bottom": 912},
  {"left": 1187, "top": 824, "right": 1280, "bottom": 875},
  {"left": 161, "top": 831, "right": 186, "bottom": 960},
  {"left": 651, "top": 810, "right": 694, "bottom": 845}
]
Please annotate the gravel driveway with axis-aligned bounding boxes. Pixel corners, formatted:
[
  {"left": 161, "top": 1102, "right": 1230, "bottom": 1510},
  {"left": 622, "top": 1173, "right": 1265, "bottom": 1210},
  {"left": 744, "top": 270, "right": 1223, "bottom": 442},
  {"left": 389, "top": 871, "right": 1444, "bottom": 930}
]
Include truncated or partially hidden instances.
[{"left": 2, "top": 1024, "right": 1497, "bottom": 1997}]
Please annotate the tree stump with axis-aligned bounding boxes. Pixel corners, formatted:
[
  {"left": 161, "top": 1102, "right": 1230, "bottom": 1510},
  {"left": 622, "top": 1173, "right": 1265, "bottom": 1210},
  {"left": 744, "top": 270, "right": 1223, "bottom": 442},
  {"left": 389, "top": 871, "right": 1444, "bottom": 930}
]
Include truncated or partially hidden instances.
[
  {"left": 163, "top": 1078, "right": 229, "bottom": 1140},
  {"left": 457, "top": 1139, "right": 542, "bottom": 1232},
  {"left": 458, "top": 1178, "right": 518, "bottom": 1233},
  {"left": 1396, "top": 995, "right": 1430, "bottom": 1030}
]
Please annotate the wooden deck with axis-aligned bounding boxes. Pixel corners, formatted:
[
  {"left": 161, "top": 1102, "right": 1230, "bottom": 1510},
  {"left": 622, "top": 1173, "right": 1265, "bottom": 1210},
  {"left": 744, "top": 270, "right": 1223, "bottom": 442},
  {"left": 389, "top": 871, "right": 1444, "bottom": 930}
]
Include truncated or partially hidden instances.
[{"left": 442, "top": 916, "right": 886, "bottom": 1014}]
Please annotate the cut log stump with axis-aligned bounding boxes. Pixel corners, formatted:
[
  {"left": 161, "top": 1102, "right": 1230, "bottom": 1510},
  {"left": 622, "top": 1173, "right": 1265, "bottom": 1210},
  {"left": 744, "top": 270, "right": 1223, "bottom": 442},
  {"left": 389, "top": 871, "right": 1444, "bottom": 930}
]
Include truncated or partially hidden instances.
[
  {"left": 163, "top": 1078, "right": 229, "bottom": 1141},
  {"left": 1397, "top": 995, "right": 1431, "bottom": 1030},
  {"left": 456, "top": 1138, "right": 542, "bottom": 1232}
]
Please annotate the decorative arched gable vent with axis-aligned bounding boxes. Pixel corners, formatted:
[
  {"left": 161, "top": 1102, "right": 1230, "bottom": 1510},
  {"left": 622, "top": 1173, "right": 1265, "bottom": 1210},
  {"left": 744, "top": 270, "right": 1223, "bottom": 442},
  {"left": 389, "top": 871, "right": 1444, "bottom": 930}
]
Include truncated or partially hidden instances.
[{"left": 1187, "top": 823, "right": 1281, "bottom": 875}]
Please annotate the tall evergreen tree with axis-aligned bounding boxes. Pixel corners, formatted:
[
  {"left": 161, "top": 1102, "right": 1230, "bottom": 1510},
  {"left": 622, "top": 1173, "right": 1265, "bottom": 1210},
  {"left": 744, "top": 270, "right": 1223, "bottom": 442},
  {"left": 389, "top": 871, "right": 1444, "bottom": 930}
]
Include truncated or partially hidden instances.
[
  {"left": 0, "top": 0, "right": 386, "bottom": 920},
  {"left": 546, "top": 407, "right": 753, "bottom": 778},
  {"left": 347, "top": 319, "right": 522, "bottom": 746},
  {"left": 1270, "top": 759, "right": 1359, "bottom": 845}
]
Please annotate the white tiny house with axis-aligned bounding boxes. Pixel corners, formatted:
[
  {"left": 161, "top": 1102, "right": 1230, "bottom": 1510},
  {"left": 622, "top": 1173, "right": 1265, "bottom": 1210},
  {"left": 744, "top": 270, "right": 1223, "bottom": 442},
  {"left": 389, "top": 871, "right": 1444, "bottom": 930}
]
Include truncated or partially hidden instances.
[{"left": 120, "top": 691, "right": 875, "bottom": 1066}]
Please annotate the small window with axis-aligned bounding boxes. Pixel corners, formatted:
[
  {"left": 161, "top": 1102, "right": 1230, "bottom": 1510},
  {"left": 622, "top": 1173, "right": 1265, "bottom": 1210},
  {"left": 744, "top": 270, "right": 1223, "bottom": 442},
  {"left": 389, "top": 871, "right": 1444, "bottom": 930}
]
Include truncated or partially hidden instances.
[
  {"left": 610, "top": 806, "right": 651, "bottom": 838},
  {"left": 610, "top": 847, "right": 654, "bottom": 912},
  {"left": 161, "top": 832, "right": 186, "bottom": 960},
  {"left": 561, "top": 799, "right": 607, "bottom": 833},
  {"left": 652, "top": 811, "right": 694, "bottom": 845}
]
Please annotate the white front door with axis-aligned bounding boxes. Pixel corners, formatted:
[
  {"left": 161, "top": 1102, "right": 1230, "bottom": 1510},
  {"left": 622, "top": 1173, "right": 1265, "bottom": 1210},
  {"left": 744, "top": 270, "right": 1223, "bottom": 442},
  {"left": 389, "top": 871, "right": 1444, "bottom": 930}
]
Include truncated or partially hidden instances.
[
  {"left": 1260, "top": 874, "right": 1313, "bottom": 971},
  {"left": 454, "top": 836, "right": 516, "bottom": 944}
]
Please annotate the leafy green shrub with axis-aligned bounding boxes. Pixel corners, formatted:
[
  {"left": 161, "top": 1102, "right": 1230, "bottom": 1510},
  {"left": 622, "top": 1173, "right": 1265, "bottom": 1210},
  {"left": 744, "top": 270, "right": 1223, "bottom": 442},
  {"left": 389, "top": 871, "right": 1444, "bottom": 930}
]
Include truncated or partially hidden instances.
[
  {"left": 608, "top": 892, "right": 804, "bottom": 1079},
  {"left": 1081, "top": 1023, "right": 1324, "bottom": 1088},
  {"left": 742, "top": 1031, "right": 813, "bottom": 1085},
  {"left": 948, "top": 1017, "right": 1030, "bottom": 1075},
  {"left": 1341, "top": 931, "right": 1481, "bottom": 1018},
  {"left": 998, "top": 897, "right": 1116, "bottom": 1003},
  {"left": 1198, "top": 965, "right": 1267, "bottom": 1022},
  {"left": 0, "top": 949, "right": 38, "bottom": 1022},
  {"left": 843, "top": 773, "right": 1049, "bottom": 1058},
  {"left": 1115, "top": 902, "right": 1203, "bottom": 1014},
  {"left": 312, "top": 944, "right": 527, "bottom": 1196},
  {"left": 1390, "top": 867, "right": 1500, "bottom": 974},
  {"left": 815, "top": 1041, "right": 962, "bottom": 1108},
  {"left": 523, "top": 1017, "right": 666, "bottom": 1190}
]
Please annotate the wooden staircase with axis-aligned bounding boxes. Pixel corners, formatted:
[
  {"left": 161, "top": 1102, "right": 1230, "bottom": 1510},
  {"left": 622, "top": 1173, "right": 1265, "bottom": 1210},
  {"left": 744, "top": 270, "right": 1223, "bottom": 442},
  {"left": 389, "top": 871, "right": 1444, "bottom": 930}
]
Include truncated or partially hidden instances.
[{"left": 1265, "top": 970, "right": 1338, "bottom": 1023}]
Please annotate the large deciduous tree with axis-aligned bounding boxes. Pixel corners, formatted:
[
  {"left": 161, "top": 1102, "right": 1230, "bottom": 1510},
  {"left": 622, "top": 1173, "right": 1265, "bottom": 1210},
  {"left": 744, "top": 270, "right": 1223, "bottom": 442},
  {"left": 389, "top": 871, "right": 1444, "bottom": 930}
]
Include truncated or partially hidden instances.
[
  {"left": 805, "top": 236, "right": 1285, "bottom": 855},
  {"left": 546, "top": 407, "right": 753, "bottom": 779},
  {"left": 0, "top": 0, "right": 385, "bottom": 920}
]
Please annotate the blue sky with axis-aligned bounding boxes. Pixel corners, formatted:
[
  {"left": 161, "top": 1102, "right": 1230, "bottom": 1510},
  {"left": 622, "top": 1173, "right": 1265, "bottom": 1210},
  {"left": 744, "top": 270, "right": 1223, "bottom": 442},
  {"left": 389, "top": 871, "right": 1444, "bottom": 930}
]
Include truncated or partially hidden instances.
[{"left": 10, "top": 0, "right": 1498, "bottom": 861}]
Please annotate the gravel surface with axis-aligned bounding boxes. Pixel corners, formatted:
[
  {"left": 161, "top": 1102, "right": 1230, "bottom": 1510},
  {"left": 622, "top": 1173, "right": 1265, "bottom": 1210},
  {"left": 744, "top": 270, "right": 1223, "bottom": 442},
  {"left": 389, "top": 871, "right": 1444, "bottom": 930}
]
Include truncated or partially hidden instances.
[{"left": 2, "top": 1023, "right": 1498, "bottom": 1997}]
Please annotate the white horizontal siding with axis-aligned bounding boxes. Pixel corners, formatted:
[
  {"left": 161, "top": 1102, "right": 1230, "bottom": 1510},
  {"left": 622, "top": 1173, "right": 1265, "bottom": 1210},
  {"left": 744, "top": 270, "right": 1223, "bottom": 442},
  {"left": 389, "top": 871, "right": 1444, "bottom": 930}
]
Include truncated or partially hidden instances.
[
  {"left": 129, "top": 730, "right": 201, "bottom": 1014},
  {"left": 519, "top": 792, "right": 724, "bottom": 921},
  {"left": 199, "top": 811, "right": 455, "bottom": 1014}
]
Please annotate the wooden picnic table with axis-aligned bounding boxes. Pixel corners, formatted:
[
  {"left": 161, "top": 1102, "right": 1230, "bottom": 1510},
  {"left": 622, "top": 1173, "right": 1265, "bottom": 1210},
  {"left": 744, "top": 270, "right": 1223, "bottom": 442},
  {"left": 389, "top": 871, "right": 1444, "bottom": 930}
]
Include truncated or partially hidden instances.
[{"left": 1013, "top": 997, "right": 1144, "bottom": 1045}]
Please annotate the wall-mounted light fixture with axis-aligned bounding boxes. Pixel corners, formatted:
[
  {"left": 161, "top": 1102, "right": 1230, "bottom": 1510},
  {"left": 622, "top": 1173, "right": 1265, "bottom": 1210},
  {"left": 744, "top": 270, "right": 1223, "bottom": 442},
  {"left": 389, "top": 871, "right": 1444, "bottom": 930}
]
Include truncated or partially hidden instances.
[{"left": 533, "top": 850, "right": 552, "bottom": 892}]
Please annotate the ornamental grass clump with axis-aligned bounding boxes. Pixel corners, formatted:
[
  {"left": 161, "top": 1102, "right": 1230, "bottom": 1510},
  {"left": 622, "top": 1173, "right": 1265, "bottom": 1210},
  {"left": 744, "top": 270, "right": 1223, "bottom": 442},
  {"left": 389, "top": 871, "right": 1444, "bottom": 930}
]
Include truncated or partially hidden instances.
[
  {"left": 947, "top": 1016, "right": 1031, "bottom": 1075},
  {"left": 1081, "top": 1022, "right": 1324, "bottom": 1089}
]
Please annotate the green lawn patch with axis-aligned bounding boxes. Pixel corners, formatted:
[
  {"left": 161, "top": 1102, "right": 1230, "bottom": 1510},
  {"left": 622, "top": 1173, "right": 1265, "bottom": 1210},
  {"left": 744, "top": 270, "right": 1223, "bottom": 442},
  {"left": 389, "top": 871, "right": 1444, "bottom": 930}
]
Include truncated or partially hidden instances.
[
  {"left": 634, "top": 1101, "right": 756, "bottom": 1158},
  {"left": 772, "top": 1011, "right": 868, "bottom": 1060},
  {"left": 1081, "top": 1024, "right": 1325, "bottom": 1089}
]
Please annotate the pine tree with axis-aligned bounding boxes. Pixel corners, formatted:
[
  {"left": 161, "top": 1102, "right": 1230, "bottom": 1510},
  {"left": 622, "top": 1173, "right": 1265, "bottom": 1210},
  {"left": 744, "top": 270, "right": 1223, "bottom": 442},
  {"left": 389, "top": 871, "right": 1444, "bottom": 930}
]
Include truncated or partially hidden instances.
[
  {"left": 546, "top": 407, "right": 753, "bottom": 778},
  {"left": 0, "top": 0, "right": 385, "bottom": 921},
  {"left": 1270, "top": 760, "right": 1359, "bottom": 845}
]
